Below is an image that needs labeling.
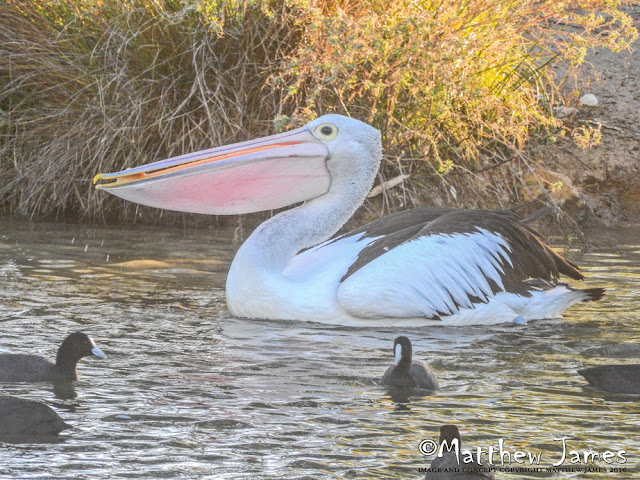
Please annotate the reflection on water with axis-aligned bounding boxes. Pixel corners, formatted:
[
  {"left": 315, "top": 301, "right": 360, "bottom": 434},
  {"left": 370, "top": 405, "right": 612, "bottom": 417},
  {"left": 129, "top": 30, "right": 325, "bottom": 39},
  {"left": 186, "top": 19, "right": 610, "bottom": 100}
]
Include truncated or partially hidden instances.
[{"left": 0, "top": 218, "right": 639, "bottom": 479}]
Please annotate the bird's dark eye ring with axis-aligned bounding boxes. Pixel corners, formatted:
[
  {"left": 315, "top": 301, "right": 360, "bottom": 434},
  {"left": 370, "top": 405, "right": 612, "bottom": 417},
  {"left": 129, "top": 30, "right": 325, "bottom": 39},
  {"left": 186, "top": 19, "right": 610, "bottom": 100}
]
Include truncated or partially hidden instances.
[{"left": 320, "top": 125, "right": 333, "bottom": 136}]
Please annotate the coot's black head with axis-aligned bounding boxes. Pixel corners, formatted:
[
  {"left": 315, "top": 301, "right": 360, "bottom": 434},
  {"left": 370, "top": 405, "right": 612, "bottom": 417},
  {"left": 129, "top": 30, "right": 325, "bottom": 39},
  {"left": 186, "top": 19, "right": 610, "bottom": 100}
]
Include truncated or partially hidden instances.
[
  {"left": 439, "top": 424, "right": 461, "bottom": 446},
  {"left": 393, "top": 336, "right": 413, "bottom": 367},
  {"left": 56, "top": 332, "right": 106, "bottom": 368}
]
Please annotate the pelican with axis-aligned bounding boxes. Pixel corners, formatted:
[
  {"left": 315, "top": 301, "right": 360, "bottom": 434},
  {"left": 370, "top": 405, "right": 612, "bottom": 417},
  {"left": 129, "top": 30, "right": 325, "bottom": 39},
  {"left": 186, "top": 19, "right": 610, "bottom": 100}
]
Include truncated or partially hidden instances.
[{"left": 94, "top": 114, "right": 603, "bottom": 326}]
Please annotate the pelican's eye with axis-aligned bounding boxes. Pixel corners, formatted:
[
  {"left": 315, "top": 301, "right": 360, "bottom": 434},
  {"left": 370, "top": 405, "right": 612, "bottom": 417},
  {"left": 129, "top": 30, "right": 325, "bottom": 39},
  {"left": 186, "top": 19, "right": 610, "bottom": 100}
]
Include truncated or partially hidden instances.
[{"left": 315, "top": 123, "right": 338, "bottom": 140}]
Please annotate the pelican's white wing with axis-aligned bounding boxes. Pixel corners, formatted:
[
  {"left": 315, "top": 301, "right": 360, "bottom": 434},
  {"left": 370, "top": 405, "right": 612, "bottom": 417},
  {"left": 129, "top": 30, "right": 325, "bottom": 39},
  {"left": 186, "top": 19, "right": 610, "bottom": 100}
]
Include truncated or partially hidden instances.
[
  {"left": 336, "top": 209, "right": 586, "bottom": 319},
  {"left": 337, "top": 229, "right": 512, "bottom": 318}
]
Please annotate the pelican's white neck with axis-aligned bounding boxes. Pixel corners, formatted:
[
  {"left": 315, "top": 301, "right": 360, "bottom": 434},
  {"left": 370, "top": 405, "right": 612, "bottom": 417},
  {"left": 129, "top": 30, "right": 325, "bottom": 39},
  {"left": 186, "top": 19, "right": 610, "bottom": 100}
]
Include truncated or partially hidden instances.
[
  {"left": 231, "top": 173, "right": 370, "bottom": 274},
  {"left": 225, "top": 114, "right": 383, "bottom": 319},
  {"left": 225, "top": 174, "right": 372, "bottom": 320}
]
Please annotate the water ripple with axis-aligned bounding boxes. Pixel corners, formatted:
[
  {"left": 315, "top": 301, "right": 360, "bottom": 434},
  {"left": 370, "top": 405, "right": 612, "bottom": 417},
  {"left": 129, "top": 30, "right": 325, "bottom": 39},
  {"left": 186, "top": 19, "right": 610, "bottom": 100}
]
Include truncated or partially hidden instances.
[{"left": 0, "top": 220, "right": 638, "bottom": 479}]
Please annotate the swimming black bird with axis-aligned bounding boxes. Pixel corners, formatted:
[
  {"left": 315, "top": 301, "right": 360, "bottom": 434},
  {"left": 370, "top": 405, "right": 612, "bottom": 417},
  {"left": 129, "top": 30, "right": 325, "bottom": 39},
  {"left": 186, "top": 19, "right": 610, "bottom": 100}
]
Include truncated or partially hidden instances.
[
  {"left": 578, "top": 364, "right": 640, "bottom": 394},
  {"left": 425, "top": 425, "right": 495, "bottom": 479},
  {"left": 0, "top": 332, "right": 106, "bottom": 383},
  {"left": 0, "top": 396, "right": 70, "bottom": 437},
  {"left": 380, "top": 336, "right": 438, "bottom": 390}
]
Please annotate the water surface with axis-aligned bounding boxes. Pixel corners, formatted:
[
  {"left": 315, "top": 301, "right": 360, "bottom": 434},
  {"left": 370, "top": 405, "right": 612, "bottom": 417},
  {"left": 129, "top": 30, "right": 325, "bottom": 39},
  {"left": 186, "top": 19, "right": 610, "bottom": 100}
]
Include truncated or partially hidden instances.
[{"left": 0, "top": 218, "right": 639, "bottom": 479}]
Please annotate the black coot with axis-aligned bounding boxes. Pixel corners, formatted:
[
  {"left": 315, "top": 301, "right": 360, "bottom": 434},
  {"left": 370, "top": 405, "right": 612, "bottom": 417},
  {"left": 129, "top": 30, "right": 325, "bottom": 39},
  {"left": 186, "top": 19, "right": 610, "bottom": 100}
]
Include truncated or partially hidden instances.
[
  {"left": 425, "top": 425, "right": 495, "bottom": 479},
  {"left": 0, "top": 396, "right": 70, "bottom": 436},
  {"left": 380, "top": 336, "right": 438, "bottom": 390},
  {"left": 578, "top": 364, "right": 640, "bottom": 394},
  {"left": 0, "top": 332, "right": 106, "bottom": 382}
]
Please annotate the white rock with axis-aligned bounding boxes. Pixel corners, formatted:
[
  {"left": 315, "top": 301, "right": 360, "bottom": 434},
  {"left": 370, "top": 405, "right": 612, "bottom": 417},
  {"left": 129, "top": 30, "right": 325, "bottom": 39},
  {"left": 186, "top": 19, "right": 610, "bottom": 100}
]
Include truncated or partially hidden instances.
[
  {"left": 579, "top": 93, "right": 599, "bottom": 107},
  {"left": 553, "top": 106, "right": 578, "bottom": 118}
]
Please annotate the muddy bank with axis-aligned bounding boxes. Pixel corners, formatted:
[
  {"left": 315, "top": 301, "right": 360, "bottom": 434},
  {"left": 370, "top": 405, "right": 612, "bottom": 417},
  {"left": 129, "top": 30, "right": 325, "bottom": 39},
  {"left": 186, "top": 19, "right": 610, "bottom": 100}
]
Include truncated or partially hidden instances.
[{"left": 530, "top": 5, "right": 640, "bottom": 227}]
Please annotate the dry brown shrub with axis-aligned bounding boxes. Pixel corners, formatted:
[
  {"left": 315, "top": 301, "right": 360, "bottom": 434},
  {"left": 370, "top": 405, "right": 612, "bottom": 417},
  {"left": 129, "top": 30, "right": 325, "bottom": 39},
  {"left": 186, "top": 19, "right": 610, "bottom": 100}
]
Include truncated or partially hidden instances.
[{"left": 0, "top": 0, "right": 636, "bottom": 222}]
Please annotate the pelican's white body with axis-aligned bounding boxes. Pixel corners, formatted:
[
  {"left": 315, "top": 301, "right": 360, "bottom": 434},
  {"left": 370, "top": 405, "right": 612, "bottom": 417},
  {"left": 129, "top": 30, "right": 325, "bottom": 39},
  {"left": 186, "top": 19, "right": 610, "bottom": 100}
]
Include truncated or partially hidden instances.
[
  {"left": 227, "top": 217, "right": 589, "bottom": 326},
  {"left": 96, "top": 114, "right": 599, "bottom": 326}
]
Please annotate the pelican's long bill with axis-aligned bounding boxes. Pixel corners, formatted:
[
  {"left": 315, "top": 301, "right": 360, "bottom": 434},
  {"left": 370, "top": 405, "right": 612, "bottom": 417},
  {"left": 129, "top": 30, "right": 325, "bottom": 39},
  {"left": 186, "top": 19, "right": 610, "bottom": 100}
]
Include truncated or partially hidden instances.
[{"left": 93, "top": 126, "right": 331, "bottom": 215}]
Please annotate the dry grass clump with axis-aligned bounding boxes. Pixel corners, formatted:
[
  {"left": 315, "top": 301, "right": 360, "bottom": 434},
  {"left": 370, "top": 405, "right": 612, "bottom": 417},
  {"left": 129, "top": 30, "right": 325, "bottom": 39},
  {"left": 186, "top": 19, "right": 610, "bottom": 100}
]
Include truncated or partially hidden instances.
[
  {"left": 0, "top": 0, "right": 637, "bottom": 222},
  {"left": 0, "top": 0, "right": 306, "bottom": 221}
]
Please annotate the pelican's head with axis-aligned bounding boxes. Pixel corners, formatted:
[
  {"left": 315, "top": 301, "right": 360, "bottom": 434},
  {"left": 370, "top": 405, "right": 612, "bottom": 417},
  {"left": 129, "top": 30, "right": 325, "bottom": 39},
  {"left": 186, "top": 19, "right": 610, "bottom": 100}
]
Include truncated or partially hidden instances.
[
  {"left": 303, "top": 114, "right": 382, "bottom": 191},
  {"left": 93, "top": 114, "right": 382, "bottom": 215}
]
